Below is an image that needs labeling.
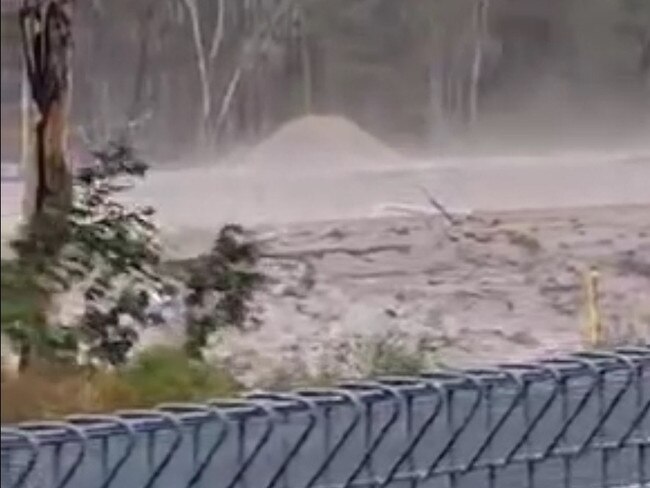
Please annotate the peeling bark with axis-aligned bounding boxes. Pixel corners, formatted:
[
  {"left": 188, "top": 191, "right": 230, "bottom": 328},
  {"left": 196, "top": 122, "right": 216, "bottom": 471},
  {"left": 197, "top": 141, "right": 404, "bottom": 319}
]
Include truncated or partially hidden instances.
[{"left": 20, "top": 0, "right": 74, "bottom": 221}]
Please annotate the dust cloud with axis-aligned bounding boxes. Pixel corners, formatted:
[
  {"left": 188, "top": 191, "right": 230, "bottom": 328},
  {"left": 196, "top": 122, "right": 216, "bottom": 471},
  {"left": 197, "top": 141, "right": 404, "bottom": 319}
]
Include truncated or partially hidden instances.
[
  {"left": 114, "top": 115, "right": 650, "bottom": 383},
  {"left": 108, "top": 114, "right": 649, "bottom": 258}
]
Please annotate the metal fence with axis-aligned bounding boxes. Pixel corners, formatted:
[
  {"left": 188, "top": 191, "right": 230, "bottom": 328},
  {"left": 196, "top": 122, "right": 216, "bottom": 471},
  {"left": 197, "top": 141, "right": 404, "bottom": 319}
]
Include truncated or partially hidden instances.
[{"left": 2, "top": 347, "right": 649, "bottom": 488}]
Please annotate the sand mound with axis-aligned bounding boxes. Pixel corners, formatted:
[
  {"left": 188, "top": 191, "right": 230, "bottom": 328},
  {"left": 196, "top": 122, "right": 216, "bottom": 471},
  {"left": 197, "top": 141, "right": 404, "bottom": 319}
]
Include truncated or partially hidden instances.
[{"left": 241, "top": 115, "right": 404, "bottom": 171}]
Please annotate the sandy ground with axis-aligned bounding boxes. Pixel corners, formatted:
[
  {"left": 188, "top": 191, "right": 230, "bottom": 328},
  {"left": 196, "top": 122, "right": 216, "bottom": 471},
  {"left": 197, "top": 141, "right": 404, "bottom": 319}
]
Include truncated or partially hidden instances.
[{"left": 2, "top": 116, "right": 649, "bottom": 384}]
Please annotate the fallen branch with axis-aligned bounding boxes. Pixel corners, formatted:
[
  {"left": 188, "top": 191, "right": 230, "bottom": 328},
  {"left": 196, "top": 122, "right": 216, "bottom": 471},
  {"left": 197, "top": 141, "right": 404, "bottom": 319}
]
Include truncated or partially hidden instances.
[{"left": 418, "top": 185, "right": 459, "bottom": 226}]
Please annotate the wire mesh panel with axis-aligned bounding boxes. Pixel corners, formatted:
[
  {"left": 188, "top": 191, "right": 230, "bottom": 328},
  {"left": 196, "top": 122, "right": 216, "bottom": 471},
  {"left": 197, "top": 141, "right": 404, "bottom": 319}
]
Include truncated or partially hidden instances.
[{"left": 2, "top": 347, "right": 649, "bottom": 488}]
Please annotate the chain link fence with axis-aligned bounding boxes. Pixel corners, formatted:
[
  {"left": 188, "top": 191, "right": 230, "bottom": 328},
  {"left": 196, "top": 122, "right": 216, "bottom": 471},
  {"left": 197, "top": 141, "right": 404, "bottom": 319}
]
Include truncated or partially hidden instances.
[{"left": 2, "top": 347, "right": 649, "bottom": 488}]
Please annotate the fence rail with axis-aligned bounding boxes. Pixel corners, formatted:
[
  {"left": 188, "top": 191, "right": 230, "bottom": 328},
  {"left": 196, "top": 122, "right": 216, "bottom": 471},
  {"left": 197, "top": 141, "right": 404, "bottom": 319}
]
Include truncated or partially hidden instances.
[{"left": 2, "top": 347, "right": 650, "bottom": 488}]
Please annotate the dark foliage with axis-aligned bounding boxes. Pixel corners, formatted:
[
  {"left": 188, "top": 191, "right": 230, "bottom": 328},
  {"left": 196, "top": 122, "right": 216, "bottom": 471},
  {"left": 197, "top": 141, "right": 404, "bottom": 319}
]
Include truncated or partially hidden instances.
[{"left": 184, "top": 225, "right": 264, "bottom": 358}]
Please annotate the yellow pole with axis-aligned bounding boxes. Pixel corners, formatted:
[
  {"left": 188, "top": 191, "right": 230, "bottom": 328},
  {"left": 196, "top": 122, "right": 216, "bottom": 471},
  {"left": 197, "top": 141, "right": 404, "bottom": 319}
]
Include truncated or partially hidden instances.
[{"left": 584, "top": 267, "right": 603, "bottom": 347}]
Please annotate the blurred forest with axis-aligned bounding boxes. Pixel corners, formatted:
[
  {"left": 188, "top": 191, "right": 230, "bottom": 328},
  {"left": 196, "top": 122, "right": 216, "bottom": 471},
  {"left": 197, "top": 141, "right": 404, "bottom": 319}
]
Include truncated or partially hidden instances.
[{"left": 1, "top": 0, "right": 649, "bottom": 164}]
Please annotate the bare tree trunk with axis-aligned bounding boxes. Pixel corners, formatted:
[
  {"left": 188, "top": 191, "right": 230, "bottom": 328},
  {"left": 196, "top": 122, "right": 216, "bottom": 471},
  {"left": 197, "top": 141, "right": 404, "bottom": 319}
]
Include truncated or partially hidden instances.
[
  {"left": 641, "top": 36, "right": 650, "bottom": 90},
  {"left": 428, "top": 63, "right": 449, "bottom": 148},
  {"left": 443, "top": 30, "right": 469, "bottom": 132},
  {"left": 99, "top": 81, "right": 111, "bottom": 141},
  {"left": 20, "top": 56, "right": 32, "bottom": 194},
  {"left": 182, "top": 0, "right": 212, "bottom": 147},
  {"left": 297, "top": 8, "right": 313, "bottom": 114},
  {"left": 128, "top": 2, "right": 156, "bottom": 125},
  {"left": 214, "top": 1, "right": 294, "bottom": 134},
  {"left": 21, "top": 77, "right": 39, "bottom": 220},
  {"left": 469, "top": 0, "right": 488, "bottom": 127},
  {"left": 300, "top": 37, "right": 313, "bottom": 114},
  {"left": 209, "top": 0, "right": 226, "bottom": 62},
  {"left": 215, "top": 67, "right": 243, "bottom": 134},
  {"left": 20, "top": 0, "right": 74, "bottom": 223}
]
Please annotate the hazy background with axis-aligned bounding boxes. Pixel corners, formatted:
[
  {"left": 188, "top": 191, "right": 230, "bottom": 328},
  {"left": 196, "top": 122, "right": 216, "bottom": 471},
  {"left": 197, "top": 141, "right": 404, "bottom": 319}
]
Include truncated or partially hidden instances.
[
  {"left": 1, "top": 0, "right": 649, "bottom": 386},
  {"left": 2, "top": 0, "right": 649, "bottom": 167}
]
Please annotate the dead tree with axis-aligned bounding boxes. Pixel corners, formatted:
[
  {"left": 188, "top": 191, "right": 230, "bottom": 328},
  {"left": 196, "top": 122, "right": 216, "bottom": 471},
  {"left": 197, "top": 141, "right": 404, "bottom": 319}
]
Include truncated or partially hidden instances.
[
  {"left": 19, "top": 0, "right": 74, "bottom": 222},
  {"left": 641, "top": 36, "right": 650, "bottom": 89},
  {"left": 468, "top": 0, "right": 489, "bottom": 126}
]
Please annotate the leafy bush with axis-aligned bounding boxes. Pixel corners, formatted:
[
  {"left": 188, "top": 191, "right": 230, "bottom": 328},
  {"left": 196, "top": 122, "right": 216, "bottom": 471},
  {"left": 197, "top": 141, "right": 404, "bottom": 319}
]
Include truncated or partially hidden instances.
[
  {"left": 8, "top": 139, "right": 266, "bottom": 366},
  {"left": 1, "top": 260, "right": 44, "bottom": 327},
  {"left": 183, "top": 225, "right": 264, "bottom": 358},
  {"left": 1, "top": 260, "right": 77, "bottom": 368},
  {"left": 10, "top": 139, "right": 167, "bottom": 366}
]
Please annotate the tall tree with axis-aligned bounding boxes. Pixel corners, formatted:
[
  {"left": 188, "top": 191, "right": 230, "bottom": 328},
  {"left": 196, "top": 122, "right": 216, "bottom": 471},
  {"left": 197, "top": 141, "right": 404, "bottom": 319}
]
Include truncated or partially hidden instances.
[
  {"left": 468, "top": 0, "right": 489, "bottom": 126},
  {"left": 19, "top": 0, "right": 74, "bottom": 224}
]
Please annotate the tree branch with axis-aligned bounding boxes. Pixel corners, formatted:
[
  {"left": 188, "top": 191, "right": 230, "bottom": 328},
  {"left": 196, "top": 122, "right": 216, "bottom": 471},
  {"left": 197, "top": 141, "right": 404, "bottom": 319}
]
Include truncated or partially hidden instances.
[
  {"left": 182, "top": 0, "right": 211, "bottom": 125},
  {"left": 208, "top": 0, "right": 226, "bottom": 61}
]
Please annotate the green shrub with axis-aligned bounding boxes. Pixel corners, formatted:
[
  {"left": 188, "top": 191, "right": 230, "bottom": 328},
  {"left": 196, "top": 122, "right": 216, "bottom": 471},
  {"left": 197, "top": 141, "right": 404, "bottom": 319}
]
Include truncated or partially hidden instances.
[
  {"left": 1, "top": 260, "right": 45, "bottom": 327},
  {"left": 117, "top": 347, "right": 240, "bottom": 407},
  {"left": 1, "top": 260, "right": 78, "bottom": 367},
  {"left": 362, "top": 336, "right": 432, "bottom": 377}
]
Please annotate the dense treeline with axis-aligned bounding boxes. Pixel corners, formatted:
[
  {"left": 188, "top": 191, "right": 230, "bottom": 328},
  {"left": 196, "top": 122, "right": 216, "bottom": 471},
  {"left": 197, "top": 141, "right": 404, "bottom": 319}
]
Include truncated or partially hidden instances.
[{"left": 1, "top": 0, "right": 649, "bottom": 162}]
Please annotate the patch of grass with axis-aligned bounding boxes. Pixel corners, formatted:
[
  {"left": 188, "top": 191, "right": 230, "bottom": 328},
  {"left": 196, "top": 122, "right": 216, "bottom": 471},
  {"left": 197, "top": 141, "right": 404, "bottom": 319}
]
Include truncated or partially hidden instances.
[
  {"left": 1, "top": 347, "right": 241, "bottom": 423},
  {"left": 1, "top": 362, "right": 100, "bottom": 422},
  {"left": 597, "top": 314, "right": 650, "bottom": 349},
  {"left": 117, "top": 347, "right": 240, "bottom": 407},
  {"left": 260, "top": 365, "right": 340, "bottom": 392},
  {"left": 362, "top": 336, "right": 432, "bottom": 377}
]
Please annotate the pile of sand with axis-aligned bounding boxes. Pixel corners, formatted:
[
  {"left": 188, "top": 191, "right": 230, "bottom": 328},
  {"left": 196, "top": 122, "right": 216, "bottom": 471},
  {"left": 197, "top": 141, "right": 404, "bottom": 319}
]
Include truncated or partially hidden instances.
[{"left": 241, "top": 115, "right": 404, "bottom": 171}]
